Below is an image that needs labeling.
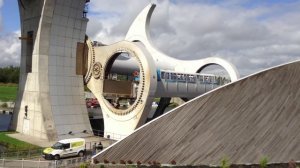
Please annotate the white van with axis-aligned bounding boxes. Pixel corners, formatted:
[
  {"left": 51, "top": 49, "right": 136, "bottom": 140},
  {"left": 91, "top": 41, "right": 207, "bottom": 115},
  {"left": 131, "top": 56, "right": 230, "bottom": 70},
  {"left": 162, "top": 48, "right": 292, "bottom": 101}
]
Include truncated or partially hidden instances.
[{"left": 42, "top": 138, "right": 86, "bottom": 160}]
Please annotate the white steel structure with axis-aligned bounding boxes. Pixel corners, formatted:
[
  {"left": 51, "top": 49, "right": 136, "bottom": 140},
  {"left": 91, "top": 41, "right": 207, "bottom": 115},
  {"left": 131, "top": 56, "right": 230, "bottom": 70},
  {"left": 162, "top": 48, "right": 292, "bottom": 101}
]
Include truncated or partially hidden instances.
[{"left": 85, "top": 3, "right": 239, "bottom": 139}]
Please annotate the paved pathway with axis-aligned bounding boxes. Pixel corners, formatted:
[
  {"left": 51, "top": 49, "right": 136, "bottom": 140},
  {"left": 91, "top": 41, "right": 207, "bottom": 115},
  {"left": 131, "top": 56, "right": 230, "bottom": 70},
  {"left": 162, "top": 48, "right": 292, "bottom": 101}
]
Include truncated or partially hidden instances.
[{"left": 7, "top": 133, "right": 115, "bottom": 149}]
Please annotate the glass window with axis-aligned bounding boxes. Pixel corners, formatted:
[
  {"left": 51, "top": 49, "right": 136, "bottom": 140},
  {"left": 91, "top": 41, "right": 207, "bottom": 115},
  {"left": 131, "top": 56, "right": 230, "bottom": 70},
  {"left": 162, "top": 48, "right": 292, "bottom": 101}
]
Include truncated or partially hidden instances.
[
  {"left": 177, "top": 74, "right": 181, "bottom": 80},
  {"left": 52, "top": 142, "right": 63, "bottom": 150},
  {"left": 62, "top": 143, "right": 70, "bottom": 149},
  {"left": 161, "top": 71, "right": 165, "bottom": 79},
  {"left": 205, "top": 76, "right": 212, "bottom": 83},
  {"left": 199, "top": 75, "right": 204, "bottom": 82},
  {"left": 171, "top": 73, "right": 177, "bottom": 80},
  {"left": 182, "top": 74, "right": 187, "bottom": 81},
  {"left": 166, "top": 72, "right": 170, "bottom": 80},
  {"left": 188, "top": 75, "right": 196, "bottom": 83}
]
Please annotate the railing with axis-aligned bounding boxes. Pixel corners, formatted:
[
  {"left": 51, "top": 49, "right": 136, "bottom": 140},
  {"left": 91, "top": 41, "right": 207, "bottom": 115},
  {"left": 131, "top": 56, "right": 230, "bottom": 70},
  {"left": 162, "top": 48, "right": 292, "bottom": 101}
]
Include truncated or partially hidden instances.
[
  {"left": 92, "top": 129, "right": 127, "bottom": 140},
  {"left": 0, "top": 141, "right": 99, "bottom": 160},
  {"left": 160, "top": 70, "right": 218, "bottom": 84},
  {"left": 105, "top": 131, "right": 127, "bottom": 140},
  {"left": 0, "top": 131, "right": 116, "bottom": 160},
  {"left": 0, "top": 148, "right": 44, "bottom": 160},
  {"left": 92, "top": 129, "right": 104, "bottom": 137},
  {"left": 54, "top": 157, "right": 90, "bottom": 168},
  {"left": 0, "top": 157, "right": 90, "bottom": 168}
]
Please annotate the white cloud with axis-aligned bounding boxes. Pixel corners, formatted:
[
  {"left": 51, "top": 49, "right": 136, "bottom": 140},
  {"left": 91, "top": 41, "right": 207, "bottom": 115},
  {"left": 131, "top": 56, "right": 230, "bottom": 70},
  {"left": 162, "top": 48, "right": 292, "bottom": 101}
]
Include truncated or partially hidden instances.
[
  {"left": 0, "top": 31, "right": 21, "bottom": 67},
  {"left": 0, "top": 0, "right": 21, "bottom": 67},
  {"left": 1, "top": 1, "right": 300, "bottom": 76},
  {"left": 87, "top": 0, "right": 300, "bottom": 76},
  {"left": 0, "top": 32, "right": 21, "bottom": 67},
  {"left": 0, "top": 0, "right": 20, "bottom": 68}
]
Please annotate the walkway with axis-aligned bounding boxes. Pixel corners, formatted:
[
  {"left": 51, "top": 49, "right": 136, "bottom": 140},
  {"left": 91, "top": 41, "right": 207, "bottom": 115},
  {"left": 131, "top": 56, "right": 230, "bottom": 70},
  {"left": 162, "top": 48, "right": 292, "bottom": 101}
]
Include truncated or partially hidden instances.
[{"left": 8, "top": 133, "right": 115, "bottom": 149}]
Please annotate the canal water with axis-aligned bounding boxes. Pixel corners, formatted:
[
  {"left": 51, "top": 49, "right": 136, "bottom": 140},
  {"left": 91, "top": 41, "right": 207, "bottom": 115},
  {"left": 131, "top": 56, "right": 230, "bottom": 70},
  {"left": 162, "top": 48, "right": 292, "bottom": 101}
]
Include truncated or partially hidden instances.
[
  {"left": 0, "top": 105, "right": 175, "bottom": 132},
  {"left": 0, "top": 114, "right": 11, "bottom": 131}
]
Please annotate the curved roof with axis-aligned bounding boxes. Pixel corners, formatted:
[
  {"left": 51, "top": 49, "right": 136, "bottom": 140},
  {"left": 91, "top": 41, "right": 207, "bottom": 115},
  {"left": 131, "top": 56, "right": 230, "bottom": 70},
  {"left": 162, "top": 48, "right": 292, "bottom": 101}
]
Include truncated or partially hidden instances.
[{"left": 93, "top": 61, "right": 300, "bottom": 164}]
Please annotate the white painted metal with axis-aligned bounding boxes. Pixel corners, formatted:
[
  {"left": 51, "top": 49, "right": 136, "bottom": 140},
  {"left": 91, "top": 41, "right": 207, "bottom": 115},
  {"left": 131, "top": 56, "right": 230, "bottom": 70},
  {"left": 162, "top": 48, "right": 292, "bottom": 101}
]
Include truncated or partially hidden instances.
[
  {"left": 125, "top": 3, "right": 239, "bottom": 81},
  {"left": 86, "top": 3, "right": 240, "bottom": 139}
]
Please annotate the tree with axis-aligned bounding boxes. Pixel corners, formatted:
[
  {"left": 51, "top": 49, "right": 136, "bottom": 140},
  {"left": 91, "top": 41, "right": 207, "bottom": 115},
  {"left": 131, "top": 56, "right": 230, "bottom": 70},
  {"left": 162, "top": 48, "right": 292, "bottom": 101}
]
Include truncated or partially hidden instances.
[{"left": 0, "top": 66, "right": 20, "bottom": 84}]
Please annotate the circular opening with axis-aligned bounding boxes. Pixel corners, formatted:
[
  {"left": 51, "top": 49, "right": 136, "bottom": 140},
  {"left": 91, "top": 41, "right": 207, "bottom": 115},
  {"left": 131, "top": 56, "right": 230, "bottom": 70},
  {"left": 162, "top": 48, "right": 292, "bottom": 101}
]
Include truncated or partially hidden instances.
[
  {"left": 103, "top": 52, "right": 140, "bottom": 110},
  {"left": 197, "top": 64, "right": 231, "bottom": 85}
]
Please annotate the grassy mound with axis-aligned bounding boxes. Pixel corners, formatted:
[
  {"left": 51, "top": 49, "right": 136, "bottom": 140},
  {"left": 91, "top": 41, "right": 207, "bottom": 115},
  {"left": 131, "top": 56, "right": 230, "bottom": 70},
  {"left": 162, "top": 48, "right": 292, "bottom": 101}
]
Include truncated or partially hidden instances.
[{"left": 0, "top": 132, "right": 41, "bottom": 152}]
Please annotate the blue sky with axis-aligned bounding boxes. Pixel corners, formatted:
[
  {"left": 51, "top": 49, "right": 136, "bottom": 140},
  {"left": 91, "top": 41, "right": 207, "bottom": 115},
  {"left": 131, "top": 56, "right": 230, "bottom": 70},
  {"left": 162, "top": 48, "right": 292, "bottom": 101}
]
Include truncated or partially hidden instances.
[
  {"left": 0, "top": 0, "right": 300, "bottom": 76},
  {"left": 2, "top": 0, "right": 297, "bottom": 33},
  {"left": 1, "top": 0, "right": 19, "bottom": 34}
]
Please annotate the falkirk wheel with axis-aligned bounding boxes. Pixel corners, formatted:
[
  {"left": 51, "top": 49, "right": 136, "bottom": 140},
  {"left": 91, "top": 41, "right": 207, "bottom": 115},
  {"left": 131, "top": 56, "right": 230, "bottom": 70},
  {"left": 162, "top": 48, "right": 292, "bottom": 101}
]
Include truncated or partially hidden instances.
[
  {"left": 12, "top": 0, "right": 238, "bottom": 141},
  {"left": 84, "top": 3, "right": 239, "bottom": 139}
]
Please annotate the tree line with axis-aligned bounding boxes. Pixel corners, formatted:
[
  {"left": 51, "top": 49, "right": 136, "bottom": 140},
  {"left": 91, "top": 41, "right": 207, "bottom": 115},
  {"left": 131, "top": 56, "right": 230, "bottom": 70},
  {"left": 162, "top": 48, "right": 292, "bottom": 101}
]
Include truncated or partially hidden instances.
[{"left": 0, "top": 66, "right": 20, "bottom": 84}]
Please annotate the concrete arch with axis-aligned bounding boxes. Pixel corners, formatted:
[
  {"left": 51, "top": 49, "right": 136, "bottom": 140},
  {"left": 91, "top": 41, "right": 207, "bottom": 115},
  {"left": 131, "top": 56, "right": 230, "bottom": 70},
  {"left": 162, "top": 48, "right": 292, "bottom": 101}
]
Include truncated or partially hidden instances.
[
  {"left": 125, "top": 3, "right": 239, "bottom": 82},
  {"left": 194, "top": 57, "right": 240, "bottom": 82},
  {"left": 86, "top": 41, "right": 158, "bottom": 139}
]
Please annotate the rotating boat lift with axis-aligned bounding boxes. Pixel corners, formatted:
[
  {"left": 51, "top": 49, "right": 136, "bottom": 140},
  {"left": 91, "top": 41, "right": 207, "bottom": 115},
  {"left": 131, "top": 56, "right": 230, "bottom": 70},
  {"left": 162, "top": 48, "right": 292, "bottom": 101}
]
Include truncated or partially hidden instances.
[
  {"left": 84, "top": 3, "right": 239, "bottom": 139},
  {"left": 13, "top": 1, "right": 239, "bottom": 141}
]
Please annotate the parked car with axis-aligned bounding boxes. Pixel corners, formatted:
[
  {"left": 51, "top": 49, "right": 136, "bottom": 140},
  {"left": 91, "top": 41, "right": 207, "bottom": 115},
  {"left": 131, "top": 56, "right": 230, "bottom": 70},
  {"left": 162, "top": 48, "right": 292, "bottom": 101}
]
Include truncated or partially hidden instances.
[
  {"left": 86, "top": 98, "right": 100, "bottom": 108},
  {"left": 42, "top": 138, "right": 86, "bottom": 160}
]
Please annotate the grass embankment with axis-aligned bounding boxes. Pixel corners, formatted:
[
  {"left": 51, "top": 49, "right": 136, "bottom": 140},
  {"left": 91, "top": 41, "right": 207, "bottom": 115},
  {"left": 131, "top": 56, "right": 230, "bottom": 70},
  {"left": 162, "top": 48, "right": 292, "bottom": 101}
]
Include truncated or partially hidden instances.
[
  {"left": 0, "top": 132, "right": 41, "bottom": 152},
  {"left": 0, "top": 83, "right": 18, "bottom": 102}
]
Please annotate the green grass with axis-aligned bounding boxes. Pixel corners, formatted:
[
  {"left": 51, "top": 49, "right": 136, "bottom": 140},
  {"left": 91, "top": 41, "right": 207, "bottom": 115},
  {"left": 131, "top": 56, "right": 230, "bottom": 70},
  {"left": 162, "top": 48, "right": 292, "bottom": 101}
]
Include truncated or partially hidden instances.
[
  {"left": 0, "top": 132, "right": 41, "bottom": 151},
  {"left": 0, "top": 84, "right": 18, "bottom": 102}
]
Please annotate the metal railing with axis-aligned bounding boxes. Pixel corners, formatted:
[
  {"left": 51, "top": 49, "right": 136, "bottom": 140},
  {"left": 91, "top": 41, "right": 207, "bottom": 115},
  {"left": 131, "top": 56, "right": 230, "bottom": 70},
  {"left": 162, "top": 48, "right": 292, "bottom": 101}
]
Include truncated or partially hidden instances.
[
  {"left": 0, "top": 157, "right": 90, "bottom": 168},
  {"left": 0, "top": 142, "right": 100, "bottom": 160},
  {"left": 0, "top": 129, "right": 120, "bottom": 166},
  {"left": 92, "top": 129, "right": 104, "bottom": 137},
  {"left": 0, "top": 137, "right": 113, "bottom": 160},
  {"left": 0, "top": 148, "right": 44, "bottom": 160},
  {"left": 93, "top": 129, "right": 127, "bottom": 140}
]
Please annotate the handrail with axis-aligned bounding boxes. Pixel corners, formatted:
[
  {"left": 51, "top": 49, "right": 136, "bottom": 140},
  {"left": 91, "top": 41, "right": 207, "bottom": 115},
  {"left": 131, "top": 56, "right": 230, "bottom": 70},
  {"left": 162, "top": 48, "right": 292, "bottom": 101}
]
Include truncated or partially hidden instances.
[{"left": 92, "top": 129, "right": 128, "bottom": 140}]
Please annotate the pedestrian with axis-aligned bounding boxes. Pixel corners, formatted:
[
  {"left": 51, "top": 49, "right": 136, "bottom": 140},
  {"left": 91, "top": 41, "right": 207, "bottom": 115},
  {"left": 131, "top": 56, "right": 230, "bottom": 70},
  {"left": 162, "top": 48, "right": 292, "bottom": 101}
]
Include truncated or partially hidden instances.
[{"left": 92, "top": 142, "right": 96, "bottom": 155}]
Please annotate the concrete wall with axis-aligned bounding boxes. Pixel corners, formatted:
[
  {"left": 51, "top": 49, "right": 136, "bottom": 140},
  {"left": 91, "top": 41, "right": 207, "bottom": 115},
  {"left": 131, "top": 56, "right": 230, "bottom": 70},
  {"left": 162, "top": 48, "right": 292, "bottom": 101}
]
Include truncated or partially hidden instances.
[
  {"left": 92, "top": 162, "right": 300, "bottom": 168},
  {"left": 93, "top": 61, "right": 300, "bottom": 164},
  {"left": 12, "top": 0, "right": 92, "bottom": 141}
]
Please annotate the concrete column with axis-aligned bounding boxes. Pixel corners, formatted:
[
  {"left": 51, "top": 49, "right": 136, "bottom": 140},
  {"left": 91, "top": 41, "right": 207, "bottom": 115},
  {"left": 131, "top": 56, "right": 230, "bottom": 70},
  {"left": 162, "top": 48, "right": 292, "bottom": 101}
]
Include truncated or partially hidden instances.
[{"left": 12, "top": 0, "right": 92, "bottom": 141}]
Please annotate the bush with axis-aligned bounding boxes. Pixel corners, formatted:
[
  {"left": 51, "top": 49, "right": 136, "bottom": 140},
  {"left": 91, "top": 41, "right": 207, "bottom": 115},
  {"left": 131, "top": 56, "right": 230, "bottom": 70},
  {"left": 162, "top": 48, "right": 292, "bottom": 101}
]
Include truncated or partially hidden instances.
[
  {"left": 103, "top": 159, "right": 109, "bottom": 164},
  {"left": 288, "top": 160, "right": 296, "bottom": 168},
  {"left": 1, "top": 103, "right": 8, "bottom": 108},
  {"left": 93, "top": 159, "right": 99, "bottom": 164},
  {"left": 153, "top": 161, "right": 160, "bottom": 166},
  {"left": 111, "top": 161, "right": 116, "bottom": 164},
  {"left": 171, "top": 160, "right": 176, "bottom": 165},
  {"left": 220, "top": 157, "right": 230, "bottom": 168},
  {"left": 127, "top": 160, "right": 133, "bottom": 164},
  {"left": 259, "top": 156, "right": 268, "bottom": 168},
  {"left": 137, "top": 161, "right": 142, "bottom": 165},
  {"left": 120, "top": 160, "right": 126, "bottom": 164},
  {"left": 79, "top": 162, "right": 89, "bottom": 168}
]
